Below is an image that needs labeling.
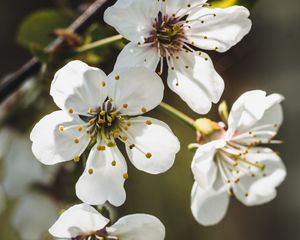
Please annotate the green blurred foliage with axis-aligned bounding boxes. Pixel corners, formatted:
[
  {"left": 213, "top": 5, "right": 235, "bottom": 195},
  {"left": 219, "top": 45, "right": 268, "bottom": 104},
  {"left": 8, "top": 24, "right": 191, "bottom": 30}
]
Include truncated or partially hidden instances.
[{"left": 16, "top": 9, "right": 73, "bottom": 48}]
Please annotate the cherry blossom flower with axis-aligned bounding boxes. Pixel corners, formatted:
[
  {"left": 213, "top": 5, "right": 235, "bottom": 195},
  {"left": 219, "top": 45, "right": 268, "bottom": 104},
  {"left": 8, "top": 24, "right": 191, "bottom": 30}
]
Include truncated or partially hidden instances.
[
  {"left": 190, "top": 90, "right": 286, "bottom": 225},
  {"left": 30, "top": 60, "right": 180, "bottom": 207},
  {"left": 49, "top": 203, "right": 165, "bottom": 240},
  {"left": 104, "top": 0, "right": 251, "bottom": 113}
]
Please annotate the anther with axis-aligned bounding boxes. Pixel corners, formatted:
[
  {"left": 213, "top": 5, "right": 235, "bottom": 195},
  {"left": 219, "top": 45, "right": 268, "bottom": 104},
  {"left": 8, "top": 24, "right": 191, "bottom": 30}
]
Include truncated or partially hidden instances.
[
  {"left": 98, "top": 119, "right": 105, "bottom": 124},
  {"left": 59, "top": 126, "right": 64, "bottom": 132},
  {"left": 97, "top": 145, "right": 106, "bottom": 151},
  {"left": 88, "top": 169, "right": 94, "bottom": 175},
  {"left": 115, "top": 75, "right": 120, "bottom": 80},
  {"left": 77, "top": 127, "right": 83, "bottom": 132},
  {"left": 146, "top": 120, "right": 152, "bottom": 125},
  {"left": 129, "top": 144, "right": 135, "bottom": 149},
  {"left": 73, "top": 156, "right": 80, "bottom": 162},
  {"left": 102, "top": 81, "right": 106, "bottom": 87},
  {"left": 123, "top": 173, "right": 129, "bottom": 180},
  {"left": 68, "top": 108, "right": 73, "bottom": 114},
  {"left": 107, "top": 116, "right": 113, "bottom": 123},
  {"left": 141, "top": 107, "right": 147, "bottom": 113},
  {"left": 111, "top": 160, "right": 116, "bottom": 166},
  {"left": 145, "top": 152, "right": 152, "bottom": 159},
  {"left": 107, "top": 141, "right": 116, "bottom": 147},
  {"left": 74, "top": 138, "right": 79, "bottom": 144}
]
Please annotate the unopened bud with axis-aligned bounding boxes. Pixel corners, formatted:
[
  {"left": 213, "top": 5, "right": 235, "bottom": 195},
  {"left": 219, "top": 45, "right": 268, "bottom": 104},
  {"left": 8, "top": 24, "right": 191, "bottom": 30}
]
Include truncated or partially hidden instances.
[{"left": 194, "top": 118, "right": 221, "bottom": 137}]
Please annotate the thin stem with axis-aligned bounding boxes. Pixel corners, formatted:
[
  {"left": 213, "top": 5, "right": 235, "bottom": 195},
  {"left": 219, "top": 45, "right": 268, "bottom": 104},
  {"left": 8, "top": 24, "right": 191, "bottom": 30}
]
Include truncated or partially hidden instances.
[
  {"left": 159, "top": 102, "right": 195, "bottom": 129},
  {"left": 75, "top": 35, "right": 123, "bottom": 53}
]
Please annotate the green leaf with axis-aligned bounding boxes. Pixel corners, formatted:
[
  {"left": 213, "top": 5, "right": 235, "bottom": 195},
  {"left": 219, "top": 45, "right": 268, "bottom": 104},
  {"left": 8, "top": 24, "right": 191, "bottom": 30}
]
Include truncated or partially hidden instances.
[
  {"left": 17, "top": 9, "right": 73, "bottom": 48},
  {"left": 29, "top": 43, "right": 49, "bottom": 63}
]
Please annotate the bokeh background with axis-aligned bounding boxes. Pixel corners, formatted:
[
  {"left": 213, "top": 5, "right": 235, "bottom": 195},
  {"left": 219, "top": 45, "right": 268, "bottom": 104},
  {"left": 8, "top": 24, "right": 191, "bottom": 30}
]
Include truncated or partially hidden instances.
[{"left": 0, "top": 0, "right": 299, "bottom": 239}]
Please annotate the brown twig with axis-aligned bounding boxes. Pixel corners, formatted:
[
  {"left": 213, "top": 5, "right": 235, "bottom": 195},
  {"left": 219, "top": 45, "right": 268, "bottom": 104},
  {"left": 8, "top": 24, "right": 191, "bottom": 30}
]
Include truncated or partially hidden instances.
[{"left": 0, "top": 0, "right": 111, "bottom": 103}]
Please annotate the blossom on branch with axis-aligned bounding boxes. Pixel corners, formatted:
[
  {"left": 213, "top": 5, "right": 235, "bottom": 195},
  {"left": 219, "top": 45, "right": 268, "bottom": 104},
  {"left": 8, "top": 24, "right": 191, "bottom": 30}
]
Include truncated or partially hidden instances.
[
  {"left": 104, "top": 0, "right": 251, "bottom": 113},
  {"left": 30, "top": 60, "right": 180, "bottom": 207},
  {"left": 190, "top": 90, "right": 286, "bottom": 225}
]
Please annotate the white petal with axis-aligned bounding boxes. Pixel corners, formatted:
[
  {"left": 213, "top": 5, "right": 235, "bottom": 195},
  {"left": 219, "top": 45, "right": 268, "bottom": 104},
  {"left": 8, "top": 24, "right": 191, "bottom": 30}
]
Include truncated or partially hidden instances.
[
  {"left": 3, "top": 135, "right": 48, "bottom": 198},
  {"left": 114, "top": 42, "right": 159, "bottom": 71},
  {"left": 107, "top": 67, "right": 164, "bottom": 116},
  {"left": 192, "top": 140, "right": 225, "bottom": 189},
  {"left": 191, "top": 179, "right": 229, "bottom": 226},
  {"left": 50, "top": 60, "right": 107, "bottom": 114},
  {"left": 12, "top": 194, "right": 58, "bottom": 240},
  {"left": 107, "top": 214, "right": 165, "bottom": 240},
  {"left": 233, "top": 148, "right": 286, "bottom": 206},
  {"left": 125, "top": 116, "right": 180, "bottom": 174},
  {"left": 104, "top": 0, "right": 160, "bottom": 43},
  {"left": 49, "top": 203, "right": 109, "bottom": 238},
  {"left": 166, "top": 0, "right": 208, "bottom": 16},
  {"left": 167, "top": 51, "right": 224, "bottom": 114},
  {"left": 186, "top": 6, "right": 251, "bottom": 52},
  {"left": 30, "top": 111, "right": 90, "bottom": 165},
  {"left": 227, "top": 90, "right": 284, "bottom": 141},
  {"left": 76, "top": 144, "right": 127, "bottom": 206}
]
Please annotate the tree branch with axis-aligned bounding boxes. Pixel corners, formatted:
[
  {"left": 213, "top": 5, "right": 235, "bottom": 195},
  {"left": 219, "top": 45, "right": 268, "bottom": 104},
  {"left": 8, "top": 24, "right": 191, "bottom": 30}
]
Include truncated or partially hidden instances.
[{"left": 0, "top": 0, "right": 111, "bottom": 103}]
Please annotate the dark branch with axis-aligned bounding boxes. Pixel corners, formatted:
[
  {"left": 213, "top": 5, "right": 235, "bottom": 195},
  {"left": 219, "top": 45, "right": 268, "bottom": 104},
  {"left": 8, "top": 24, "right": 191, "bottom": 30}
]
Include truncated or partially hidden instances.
[{"left": 0, "top": 0, "right": 111, "bottom": 103}]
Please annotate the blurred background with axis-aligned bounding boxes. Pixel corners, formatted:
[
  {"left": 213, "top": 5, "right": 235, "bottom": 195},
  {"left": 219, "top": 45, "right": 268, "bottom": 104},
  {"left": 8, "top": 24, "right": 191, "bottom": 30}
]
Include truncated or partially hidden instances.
[{"left": 0, "top": 0, "right": 299, "bottom": 239}]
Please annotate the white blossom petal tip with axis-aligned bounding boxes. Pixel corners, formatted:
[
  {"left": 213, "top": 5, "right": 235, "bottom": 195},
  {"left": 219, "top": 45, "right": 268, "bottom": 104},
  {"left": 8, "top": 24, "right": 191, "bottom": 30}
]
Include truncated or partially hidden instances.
[
  {"left": 125, "top": 117, "right": 180, "bottom": 174},
  {"left": 107, "top": 214, "right": 166, "bottom": 240},
  {"left": 30, "top": 111, "right": 90, "bottom": 165},
  {"left": 191, "top": 181, "right": 229, "bottom": 226},
  {"left": 50, "top": 60, "right": 108, "bottom": 115},
  {"left": 76, "top": 145, "right": 127, "bottom": 207}
]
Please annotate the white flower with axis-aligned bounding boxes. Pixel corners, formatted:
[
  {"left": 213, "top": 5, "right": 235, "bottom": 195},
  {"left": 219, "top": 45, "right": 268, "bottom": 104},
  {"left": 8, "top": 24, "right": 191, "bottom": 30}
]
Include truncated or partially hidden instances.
[
  {"left": 30, "top": 60, "right": 180, "bottom": 206},
  {"left": 104, "top": 0, "right": 251, "bottom": 114},
  {"left": 12, "top": 193, "right": 59, "bottom": 240},
  {"left": 49, "top": 203, "right": 165, "bottom": 240},
  {"left": 190, "top": 90, "right": 286, "bottom": 226}
]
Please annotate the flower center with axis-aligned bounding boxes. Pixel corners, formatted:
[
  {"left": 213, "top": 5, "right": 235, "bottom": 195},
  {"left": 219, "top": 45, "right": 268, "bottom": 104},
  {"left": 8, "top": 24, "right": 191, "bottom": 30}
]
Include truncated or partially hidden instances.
[
  {"left": 81, "top": 99, "right": 125, "bottom": 144},
  {"left": 215, "top": 141, "right": 268, "bottom": 198},
  {"left": 145, "top": 12, "right": 186, "bottom": 57}
]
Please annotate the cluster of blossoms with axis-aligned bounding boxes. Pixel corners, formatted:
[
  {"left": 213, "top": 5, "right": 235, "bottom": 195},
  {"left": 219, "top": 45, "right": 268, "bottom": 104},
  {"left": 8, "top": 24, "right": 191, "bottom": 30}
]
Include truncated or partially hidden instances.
[{"left": 24, "top": 0, "right": 286, "bottom": 239}]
